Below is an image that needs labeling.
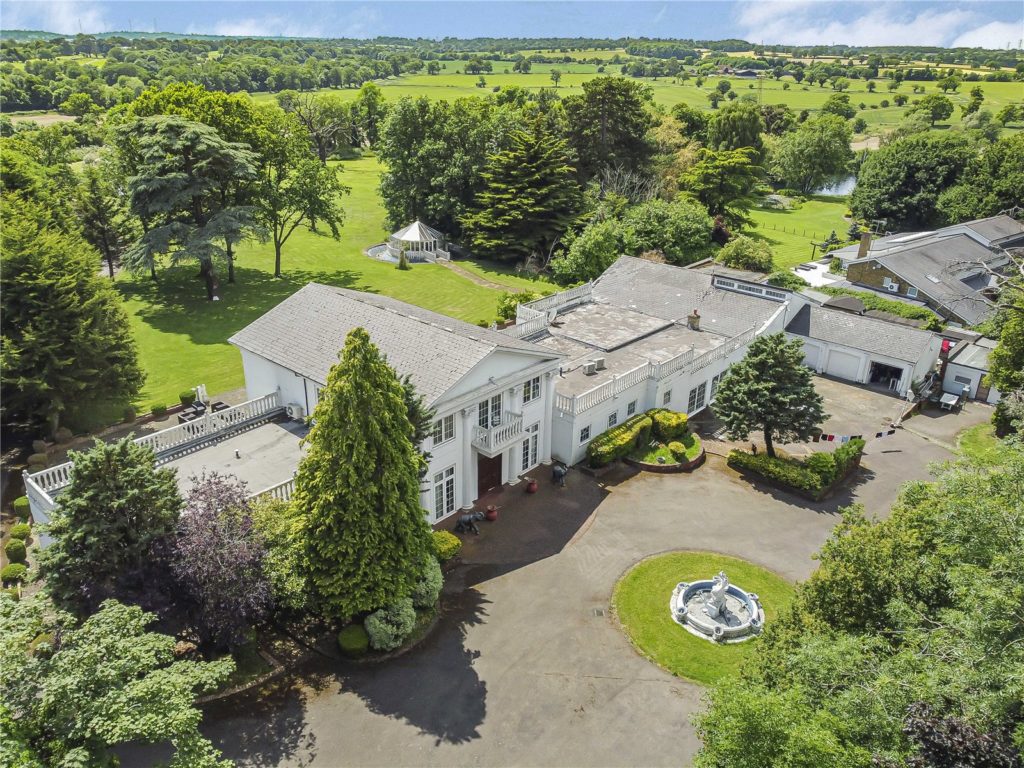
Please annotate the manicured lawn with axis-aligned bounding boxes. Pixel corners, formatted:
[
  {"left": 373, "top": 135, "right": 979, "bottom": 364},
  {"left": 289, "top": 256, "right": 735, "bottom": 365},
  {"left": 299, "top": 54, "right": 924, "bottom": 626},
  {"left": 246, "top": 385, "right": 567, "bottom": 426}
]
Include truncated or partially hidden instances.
[
  {"left": 454, "top": 258, "right": 557, "bottom": 293},
  {"left": 116, "top": 155, "right": 530, "bottom": 407},
  {"left": 612, "top": 551, "right": 794, "bottom": 685},
  {"left": 748, "top": 196, "right": 851, "bottom": 269},
  {"left": 957, "top": 422, "right": 1003, "bottom": 466}
]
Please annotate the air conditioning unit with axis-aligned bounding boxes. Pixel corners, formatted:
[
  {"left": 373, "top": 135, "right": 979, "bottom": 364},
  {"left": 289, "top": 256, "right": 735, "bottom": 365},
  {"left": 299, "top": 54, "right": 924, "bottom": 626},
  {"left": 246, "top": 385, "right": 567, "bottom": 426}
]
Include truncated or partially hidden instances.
[
  {"left": 582, "top": 362, "right": 598, "bottom": 376},
  {"left": 886, "top": 282, "right": 899, "bottom": 293},
  {"left": 285, "top": 402, "right": 305, "bottom": 420},
  {"left": 593, "top": 357, "right": 607, "bottom": 371}
]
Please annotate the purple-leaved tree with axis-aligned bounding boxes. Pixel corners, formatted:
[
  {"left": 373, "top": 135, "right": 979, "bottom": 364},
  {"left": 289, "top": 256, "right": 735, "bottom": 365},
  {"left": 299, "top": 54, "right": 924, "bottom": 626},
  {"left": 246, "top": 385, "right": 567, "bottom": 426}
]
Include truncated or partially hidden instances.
[{"left": 173, "top": 472, "right": 272, "bottom": 648}]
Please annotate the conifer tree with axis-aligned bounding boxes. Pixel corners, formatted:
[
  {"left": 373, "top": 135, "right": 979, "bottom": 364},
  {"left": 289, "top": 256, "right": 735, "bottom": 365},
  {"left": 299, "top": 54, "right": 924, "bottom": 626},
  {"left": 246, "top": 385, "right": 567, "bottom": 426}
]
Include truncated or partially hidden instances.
[
  {"left": 712, "top": 333, "right": 826, "bottom": 458},
  {"left": 296, "top": 328, "right": 433, "bottom": 621},
  {"left": 460, "top": 121, "right": 582, "bottom": 262},
  {"left": 41, "top": 437, "right": 183, "bottom": 612},
  {"left": 0, "top": 197, "right": 143, "bottom": 435}
]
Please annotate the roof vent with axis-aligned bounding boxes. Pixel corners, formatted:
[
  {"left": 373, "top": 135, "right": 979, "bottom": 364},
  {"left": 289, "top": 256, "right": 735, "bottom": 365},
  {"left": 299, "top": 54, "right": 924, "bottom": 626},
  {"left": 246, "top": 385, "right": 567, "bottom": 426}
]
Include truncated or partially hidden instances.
[
  {"left": 593, "top": 357, "right": 606, "bottom": 371},
  {"left": 583, "top": 362, "right": 598, "bottom": 376}
]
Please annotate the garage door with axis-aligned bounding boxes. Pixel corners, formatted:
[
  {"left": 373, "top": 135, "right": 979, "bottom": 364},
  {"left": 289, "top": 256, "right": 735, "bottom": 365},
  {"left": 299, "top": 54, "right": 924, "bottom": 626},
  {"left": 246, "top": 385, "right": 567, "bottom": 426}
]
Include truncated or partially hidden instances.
[{"left": 825, "top": 350, "right": 861, "bottom": 381}]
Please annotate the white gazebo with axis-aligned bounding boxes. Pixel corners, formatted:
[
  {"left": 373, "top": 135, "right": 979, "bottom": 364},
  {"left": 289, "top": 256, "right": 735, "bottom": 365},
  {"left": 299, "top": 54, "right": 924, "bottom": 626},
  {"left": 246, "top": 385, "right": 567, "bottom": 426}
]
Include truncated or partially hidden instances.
[{"left": 387, "top": 220, "right": 449, "bottom": 262}]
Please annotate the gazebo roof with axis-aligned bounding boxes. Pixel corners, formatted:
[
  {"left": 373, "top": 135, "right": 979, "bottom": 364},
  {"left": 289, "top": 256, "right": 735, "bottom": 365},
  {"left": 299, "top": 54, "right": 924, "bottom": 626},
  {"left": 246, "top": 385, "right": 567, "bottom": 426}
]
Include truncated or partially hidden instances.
[{"left": 391, "top": 220, "right": 443, "bottom": 243}]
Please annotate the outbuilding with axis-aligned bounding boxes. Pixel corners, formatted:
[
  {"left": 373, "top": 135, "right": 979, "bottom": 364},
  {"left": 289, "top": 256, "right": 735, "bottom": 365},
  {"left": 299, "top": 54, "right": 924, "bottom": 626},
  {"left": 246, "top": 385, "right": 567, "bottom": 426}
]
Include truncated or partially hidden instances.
[
  {"left": 942, "top": 339, "right": 1000, "bottom": 403},
  {"left": 786, "top": 304, "right": 941, "bottom": 397}
]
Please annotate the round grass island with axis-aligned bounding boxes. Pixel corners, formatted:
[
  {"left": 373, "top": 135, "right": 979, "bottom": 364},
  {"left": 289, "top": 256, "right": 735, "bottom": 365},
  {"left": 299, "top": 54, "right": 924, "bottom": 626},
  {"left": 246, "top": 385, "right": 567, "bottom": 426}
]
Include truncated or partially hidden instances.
[{"left": 611, "top": 551, "right": 795, "bottom": 685}]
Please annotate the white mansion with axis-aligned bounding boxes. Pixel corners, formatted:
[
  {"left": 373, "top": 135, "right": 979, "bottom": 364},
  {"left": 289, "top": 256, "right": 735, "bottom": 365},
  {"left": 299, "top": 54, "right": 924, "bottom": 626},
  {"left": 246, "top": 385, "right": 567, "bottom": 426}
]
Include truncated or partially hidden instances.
[{"left": 25, "top": 256, "right": 945, "bottom": 529}]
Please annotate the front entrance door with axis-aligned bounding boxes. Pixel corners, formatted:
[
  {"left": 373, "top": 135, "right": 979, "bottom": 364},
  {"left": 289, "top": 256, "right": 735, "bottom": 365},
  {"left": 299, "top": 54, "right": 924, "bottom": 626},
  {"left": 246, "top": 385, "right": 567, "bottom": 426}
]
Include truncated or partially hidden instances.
[{"left": 477, "top": 453, "right": 503, "bottom": 497}]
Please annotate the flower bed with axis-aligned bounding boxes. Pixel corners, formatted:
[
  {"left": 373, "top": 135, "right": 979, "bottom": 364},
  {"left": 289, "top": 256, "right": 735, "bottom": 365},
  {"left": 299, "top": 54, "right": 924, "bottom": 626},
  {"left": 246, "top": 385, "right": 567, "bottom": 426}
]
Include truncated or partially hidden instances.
[
  {"left": 625, "top": 433, "right": 705, "bottom": 473},
  {"left": 727, "top": 439, "right": 865, "bottom": 500}
]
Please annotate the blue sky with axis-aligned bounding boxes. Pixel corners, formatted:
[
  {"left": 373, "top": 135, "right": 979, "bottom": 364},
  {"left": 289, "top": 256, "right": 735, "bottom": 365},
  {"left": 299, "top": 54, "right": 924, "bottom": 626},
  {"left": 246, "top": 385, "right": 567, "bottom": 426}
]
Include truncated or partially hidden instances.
[{"left": 3, "top": 1, "right": 1022, "bottom": 48}]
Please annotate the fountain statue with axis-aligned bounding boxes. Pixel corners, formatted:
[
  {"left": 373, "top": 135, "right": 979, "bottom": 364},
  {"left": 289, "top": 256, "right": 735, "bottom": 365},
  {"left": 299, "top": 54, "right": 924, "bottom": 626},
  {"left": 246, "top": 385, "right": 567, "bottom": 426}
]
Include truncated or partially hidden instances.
[
  {"left": 703, "top": 572, "right": 729, "bottom": 619},
  {"left": 670, "top": 570, "right": 764, "bottom": 643}
]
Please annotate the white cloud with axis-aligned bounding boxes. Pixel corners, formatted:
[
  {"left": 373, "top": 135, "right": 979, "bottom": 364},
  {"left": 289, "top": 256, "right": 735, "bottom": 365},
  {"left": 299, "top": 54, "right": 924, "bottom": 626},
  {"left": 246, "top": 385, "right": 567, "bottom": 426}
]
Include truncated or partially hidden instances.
[
  {"left": 186, "top": 15, "right": 319, "bottom": 39},
  {"left": 733, "top": 1, "right": 1020, "bottom": 47},
  {"left": 3, "top": 0, "right": 110, "bottom": 34},
  {"left": 952, "top": 20, "right": 1023, "bottom": 48}
]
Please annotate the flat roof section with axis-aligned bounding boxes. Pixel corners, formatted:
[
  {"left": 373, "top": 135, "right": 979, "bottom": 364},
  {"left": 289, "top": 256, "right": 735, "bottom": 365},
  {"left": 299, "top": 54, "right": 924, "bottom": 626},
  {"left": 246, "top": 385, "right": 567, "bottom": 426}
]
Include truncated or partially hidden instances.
[
  {"left": 165, "top": 418, "right": 307, "bottom": 497},
  {"left": 950, "top": 342, "right": 992, "bottom": 371},
  {"left": 549, "top": 302, "right": 670, "bottom": 352},
  {"left": 540, "top": 311, "right": 727, "bottom": 397}
]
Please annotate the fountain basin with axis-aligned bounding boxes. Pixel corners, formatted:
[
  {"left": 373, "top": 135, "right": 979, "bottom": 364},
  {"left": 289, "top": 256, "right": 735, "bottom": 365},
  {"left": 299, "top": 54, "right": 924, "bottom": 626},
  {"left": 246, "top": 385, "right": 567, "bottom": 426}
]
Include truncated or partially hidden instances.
[{"left": 670, "top": 574, "right": 764, "bottom": 643}]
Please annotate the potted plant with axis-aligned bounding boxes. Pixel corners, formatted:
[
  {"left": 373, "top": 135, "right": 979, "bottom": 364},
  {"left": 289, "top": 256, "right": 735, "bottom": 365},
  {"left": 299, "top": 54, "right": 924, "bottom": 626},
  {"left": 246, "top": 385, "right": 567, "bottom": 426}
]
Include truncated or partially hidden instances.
[
  {"left": 485, "top": 505, "right": 499, "bottom": 522},
  {"left": 525, "top": 477, "right": 538, "bottom": 493}
]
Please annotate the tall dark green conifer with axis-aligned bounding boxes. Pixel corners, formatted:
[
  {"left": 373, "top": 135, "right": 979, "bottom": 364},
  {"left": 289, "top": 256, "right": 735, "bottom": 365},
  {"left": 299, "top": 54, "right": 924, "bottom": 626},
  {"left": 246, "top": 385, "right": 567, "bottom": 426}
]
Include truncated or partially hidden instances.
[
  {"left": 296, "top": 328, "right": 433, "bottom": 621},
  {"left": 460, "top": 121, "right": 582, "bottom": 262},
  {"left": 712, "top": 333, "right": 826, "bottom": 458}
]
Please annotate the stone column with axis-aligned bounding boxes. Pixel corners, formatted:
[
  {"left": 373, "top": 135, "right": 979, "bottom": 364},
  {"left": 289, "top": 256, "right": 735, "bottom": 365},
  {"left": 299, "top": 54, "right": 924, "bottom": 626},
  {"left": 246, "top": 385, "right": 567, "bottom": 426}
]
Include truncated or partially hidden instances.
[
  {"left": 459, "top": 406, "right": 476, "bottom": 509},
  {"left": 541, "top": 371, "right": 556, "bottom": 464}
]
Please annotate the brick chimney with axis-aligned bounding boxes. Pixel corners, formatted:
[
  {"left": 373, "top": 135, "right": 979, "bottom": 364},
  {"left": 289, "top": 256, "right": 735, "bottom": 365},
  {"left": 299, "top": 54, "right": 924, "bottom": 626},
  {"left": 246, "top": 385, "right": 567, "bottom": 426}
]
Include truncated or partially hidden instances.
[
  {"left": 856, "top": 231, "right": 872, "bottom": 260},
  {"left": 687, "top": 309, "right": 701, "bottom": 331}
]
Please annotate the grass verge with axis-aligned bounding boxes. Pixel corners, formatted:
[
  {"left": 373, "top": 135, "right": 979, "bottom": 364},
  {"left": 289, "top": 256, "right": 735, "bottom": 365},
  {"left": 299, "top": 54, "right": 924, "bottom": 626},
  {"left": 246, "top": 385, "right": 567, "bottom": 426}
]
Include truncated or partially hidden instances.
[{"left": 612, "top": 550, "right": 794, "bottom": 685}]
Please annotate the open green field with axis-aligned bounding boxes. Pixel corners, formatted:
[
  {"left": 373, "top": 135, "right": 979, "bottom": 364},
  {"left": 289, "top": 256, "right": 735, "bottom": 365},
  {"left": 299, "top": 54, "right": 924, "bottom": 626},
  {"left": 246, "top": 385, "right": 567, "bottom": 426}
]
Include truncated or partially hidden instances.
[
  {"left": 749, "top": 197, "right": 851, "bottom": 269},
  {"left": 116, "top": 154, "right": 555, "bottom": 406},
  {"left": 612, "top": 551, "right": 795, "bottom": 685},
  {"left": 249, "top": 68, "right": 1022, "bottom": 140}
]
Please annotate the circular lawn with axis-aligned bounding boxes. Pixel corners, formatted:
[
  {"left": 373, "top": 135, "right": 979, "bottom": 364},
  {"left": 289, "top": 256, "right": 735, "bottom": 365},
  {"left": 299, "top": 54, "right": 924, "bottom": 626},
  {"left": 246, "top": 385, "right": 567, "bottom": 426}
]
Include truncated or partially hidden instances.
[{"left": 611, "top": 551, "right": 795, "bottom": 685}]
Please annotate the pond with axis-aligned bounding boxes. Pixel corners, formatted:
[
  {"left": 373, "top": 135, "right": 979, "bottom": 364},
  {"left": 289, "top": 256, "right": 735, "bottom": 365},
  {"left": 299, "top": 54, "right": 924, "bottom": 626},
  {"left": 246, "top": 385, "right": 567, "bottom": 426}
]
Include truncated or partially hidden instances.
[{"left": 814, "top": 174, "right": 856, "bottom": 196}]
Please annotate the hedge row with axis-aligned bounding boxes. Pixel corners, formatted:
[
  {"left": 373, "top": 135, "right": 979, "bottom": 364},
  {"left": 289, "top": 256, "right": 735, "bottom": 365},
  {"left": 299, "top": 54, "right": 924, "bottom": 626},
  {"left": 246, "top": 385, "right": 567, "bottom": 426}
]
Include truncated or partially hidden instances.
[
  {"left": 818, "top": 287, "right": 943, "bottom": 331},
  {"left": 728, "top": 439, "right": 865, "bottom": 497},
  {"left": 587, "top": 412, "right": 654, "bottom": 467}
]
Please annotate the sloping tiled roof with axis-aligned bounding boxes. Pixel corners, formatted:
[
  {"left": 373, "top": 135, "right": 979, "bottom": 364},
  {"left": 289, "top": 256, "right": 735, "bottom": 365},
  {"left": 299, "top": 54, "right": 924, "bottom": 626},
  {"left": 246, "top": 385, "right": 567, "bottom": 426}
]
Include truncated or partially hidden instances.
[
  {"left": 786, "top": 304, "right": 936, "bottom": 363},
  {"left": 229, "top": 283, "right": 559, "bottom": 405},
  {"left": 591, "top": 256, "right": 781, "bottom": 337},
  {"left": 964, "top": 215, "right": 1024, "bottom": 246},
  {"left": 872, "top": 235, "right": 998, "bottom": 326}
]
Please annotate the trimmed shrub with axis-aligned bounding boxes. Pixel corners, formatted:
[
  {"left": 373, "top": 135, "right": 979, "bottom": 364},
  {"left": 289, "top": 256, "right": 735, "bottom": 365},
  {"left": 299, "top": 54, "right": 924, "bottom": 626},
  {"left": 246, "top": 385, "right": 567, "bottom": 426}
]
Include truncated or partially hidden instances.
[
  {"left": 727, "top": 451, "right": 824, "bottom": 494},
  {"left": 432, "top": 530, "right": 462, "bottom": 562},
  {"left": 150, "top": 404, "right": 168, "bottom": 418},
  {"left": 4, "top": 539, "right": 26, "bottom": 564},
  {"left": 9, "top": 523, "right": 31, "bottom": 541},
  {"left": 2, "top": 587, "right": 20, "bottom": 601},
  {"left": 411, "top": 556, "right": 443, "bottom": 609},
  {"left": 337, "top": 624, "right": 370, "bottom": 657},
  {"left": 12, "top": 496, "right": 30, "bottom": 521},
  {"left": 833, "top": 438, "right": 866, "bottom": 477},
  {"left": 587, "top": 413, "right": 654, "bottom": 467},
  {"left": 667, "top": 441, "right": 686, "bottom": 459},
  {"left": 650, "top": 409, "right": 689, "bottom": 440},
  {"left": 804, "top": 451, "right": 838, "bottom": 486},
  {"left": 364, "top": 598, "right": 417, "bottom": 652},
  {"left": 1, "top": 564, "right": 28, "bottom": 585},
  {"left": 179, "top": 390, "right": 196, "bottom": 407}
]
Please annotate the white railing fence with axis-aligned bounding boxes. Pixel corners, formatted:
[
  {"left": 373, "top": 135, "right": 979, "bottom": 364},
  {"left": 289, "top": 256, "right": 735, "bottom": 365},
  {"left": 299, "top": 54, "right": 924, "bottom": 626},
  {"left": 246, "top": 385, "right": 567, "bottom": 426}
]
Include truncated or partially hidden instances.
[
  {"left": 251, "top": 476, "right": 295, "bottom": 503},
  {"left": 554, "top": 326, "right": 760, "bottom": 416},
  {"left": 503, "top": 314, "right": 548, "bottom": 340},
  {"left": 25, "top": 392, "right": 285, "bottom": 500},
  {"left": 525, "top": 282, "right": 593, "bottom": 314}
]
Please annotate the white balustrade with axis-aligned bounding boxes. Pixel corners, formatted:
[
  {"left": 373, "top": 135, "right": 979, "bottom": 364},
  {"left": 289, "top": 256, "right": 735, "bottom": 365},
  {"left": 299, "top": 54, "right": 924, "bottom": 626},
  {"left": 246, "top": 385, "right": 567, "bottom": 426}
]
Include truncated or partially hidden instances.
[
  {"left": 251, "top": 476, "right": 295, "bottom": 503},
  {"left": 525, "top": 282, "right": 593, "bottom": 314},
  {"left": 25, "top": 392, "right": 285, "bottom": 499},
  {"left": 471, "top": 411, "right": 524, "bottom": 454},
  {"left": 503, "top": 314, "right": 548, "bottom": 339}
]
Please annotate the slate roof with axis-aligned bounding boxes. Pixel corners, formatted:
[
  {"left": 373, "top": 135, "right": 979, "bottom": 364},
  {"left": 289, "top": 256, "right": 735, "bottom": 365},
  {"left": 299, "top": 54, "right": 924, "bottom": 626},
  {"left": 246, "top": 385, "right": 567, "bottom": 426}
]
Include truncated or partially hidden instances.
[
  {"left": 591, "top": 256, "right": 782, "bottom": 337},
  {"left": 229, "top": 283, "right": 559, "bottom": 405},
  {"left": 964, "top": 215, "right": 1024, "bottom": 247},
  {"left": 871, "top": 235, "right": 999, "bottom": 326},
  {"left": 786, "top": 304, "right": 936, "bottom": 364}
]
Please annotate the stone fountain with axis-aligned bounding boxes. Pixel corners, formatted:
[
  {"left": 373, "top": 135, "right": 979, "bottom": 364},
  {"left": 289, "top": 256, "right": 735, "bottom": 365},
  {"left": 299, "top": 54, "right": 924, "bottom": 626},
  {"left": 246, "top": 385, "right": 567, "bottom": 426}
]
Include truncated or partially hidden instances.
[{"left": 669, "top": 571, "right": 764, "bottom": 643}]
